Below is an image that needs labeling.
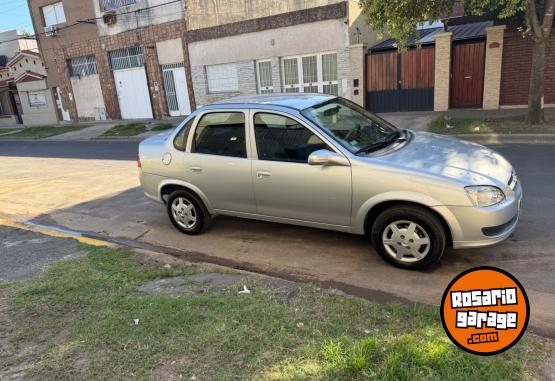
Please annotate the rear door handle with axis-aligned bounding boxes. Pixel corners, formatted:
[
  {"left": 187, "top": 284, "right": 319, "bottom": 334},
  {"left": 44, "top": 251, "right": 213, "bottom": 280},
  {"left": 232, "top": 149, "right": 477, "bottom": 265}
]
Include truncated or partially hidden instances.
[
  {"left": 190, "top": 166, "right": 202, "bottom": 173},
  {"left": 257, "top": 171, "right": 271, "bottom": 178}
]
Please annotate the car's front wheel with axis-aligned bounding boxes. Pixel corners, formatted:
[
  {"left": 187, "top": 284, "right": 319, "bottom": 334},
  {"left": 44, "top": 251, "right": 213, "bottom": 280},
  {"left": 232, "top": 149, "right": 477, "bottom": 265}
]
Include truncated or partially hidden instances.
[
  {"left": 371, "top": 205, "right": 446, "bottom": 270},
  {"left": 167, "top": 190, "right": 210, "bottom": 235}
]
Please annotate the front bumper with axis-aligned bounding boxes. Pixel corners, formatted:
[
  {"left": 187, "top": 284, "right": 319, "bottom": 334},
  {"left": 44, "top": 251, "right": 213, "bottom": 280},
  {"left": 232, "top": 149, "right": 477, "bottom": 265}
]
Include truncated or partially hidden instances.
[{"left": 434, "top": 182, "right": 523, "bottom": 249}]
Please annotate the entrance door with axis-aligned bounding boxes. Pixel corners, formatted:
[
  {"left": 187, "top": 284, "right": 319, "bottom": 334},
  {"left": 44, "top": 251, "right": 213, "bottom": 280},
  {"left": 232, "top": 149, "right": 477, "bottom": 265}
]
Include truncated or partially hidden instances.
[
  {"left": 162, "top": 63, "right": 191, "bottom": 117},
  {"left": 450, "top": 41, "right": 486, "bottom": 108},
  {"left": 251, "top": 111, "right": 351, "bottom": 226},
  {"left": 55, "top": 87, "right": 70, "bottom": 121},
  {"left": 114, "top": 67, "right": 154, "bottom": 120}
]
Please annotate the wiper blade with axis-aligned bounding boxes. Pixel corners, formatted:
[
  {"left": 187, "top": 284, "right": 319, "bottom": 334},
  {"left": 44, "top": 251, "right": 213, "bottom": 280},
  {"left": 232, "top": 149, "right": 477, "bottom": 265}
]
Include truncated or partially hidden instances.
[
  {"left": 355, "top": 141, "right": 392, "bottom": 154},
  {"left": 355, "top": 130, "right": 406, "bottom": 155}
]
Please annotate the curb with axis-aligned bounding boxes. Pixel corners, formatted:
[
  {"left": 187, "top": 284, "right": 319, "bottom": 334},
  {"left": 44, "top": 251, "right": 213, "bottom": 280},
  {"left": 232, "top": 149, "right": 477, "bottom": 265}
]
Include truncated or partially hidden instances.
[{"left": 453, "top": 134, "right": 555, "bottom": 144}]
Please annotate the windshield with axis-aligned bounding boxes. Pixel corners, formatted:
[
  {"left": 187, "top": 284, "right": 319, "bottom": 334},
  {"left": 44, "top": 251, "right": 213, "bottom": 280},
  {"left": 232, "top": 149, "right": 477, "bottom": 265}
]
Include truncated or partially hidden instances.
[{"left": 301, "top": 98, "right": 399, "bottom": 154}]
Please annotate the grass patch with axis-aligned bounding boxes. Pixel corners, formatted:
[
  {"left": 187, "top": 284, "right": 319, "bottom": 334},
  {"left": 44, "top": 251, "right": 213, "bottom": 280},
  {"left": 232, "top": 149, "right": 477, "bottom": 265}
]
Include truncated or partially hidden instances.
[
  {"left": 0, "top": 125, "right": 87, "bottom": 139},
  {"left": 102, "top": 123, "right": 147, "bottom": 137},
  {"left": 1, "top": 246, "right": 549, "bottom": 380},
  {"left": 428, "top": 116, "right": 555, "bottom": 135},
  {"left": 150, "top": 122, "right": 175, "bottom": 131}
]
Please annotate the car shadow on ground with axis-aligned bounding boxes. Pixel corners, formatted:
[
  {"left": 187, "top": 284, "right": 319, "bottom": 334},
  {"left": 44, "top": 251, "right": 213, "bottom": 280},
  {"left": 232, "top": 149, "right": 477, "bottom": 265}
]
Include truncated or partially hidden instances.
[{"left": 28, "top": 185, "right": 555, "bottom": 336}]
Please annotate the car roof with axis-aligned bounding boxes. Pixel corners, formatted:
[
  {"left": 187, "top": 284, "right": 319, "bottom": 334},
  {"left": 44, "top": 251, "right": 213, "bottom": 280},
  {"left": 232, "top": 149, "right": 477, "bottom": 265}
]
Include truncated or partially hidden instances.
[{"left": 208, "top": 93, "right": 336, "bottom": 111}]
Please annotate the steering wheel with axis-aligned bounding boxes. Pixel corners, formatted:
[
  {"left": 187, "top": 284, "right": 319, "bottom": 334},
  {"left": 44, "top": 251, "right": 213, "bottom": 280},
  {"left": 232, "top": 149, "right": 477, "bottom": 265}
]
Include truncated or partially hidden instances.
[{"left": 345, "top": 124, "right": 362, "bottom": 142}]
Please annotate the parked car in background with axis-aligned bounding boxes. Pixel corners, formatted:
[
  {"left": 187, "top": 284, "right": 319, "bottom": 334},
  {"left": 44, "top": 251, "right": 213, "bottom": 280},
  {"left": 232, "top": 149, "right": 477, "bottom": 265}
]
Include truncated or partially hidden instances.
[{"left": 138, "top": 94, "right": 522, "bottom": 270}]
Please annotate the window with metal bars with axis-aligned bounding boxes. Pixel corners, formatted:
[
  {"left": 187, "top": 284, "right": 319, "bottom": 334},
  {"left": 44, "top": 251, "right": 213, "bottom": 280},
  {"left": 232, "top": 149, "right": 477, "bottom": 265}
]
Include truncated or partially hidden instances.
[
  {"left": 281, "top": 52, "right": 338, "bottom": 95},
  {"left": 69, "top": 56, "right": 98, "bottom": 77},
  {"left": 109, "top": 46, "right": 144, "bottom": 71},
  {"left": 101, "top": 0, "right": 136, "bottom": 11},
  {"left": 256, "top": 60, "right": 273, "bottom": 94}
]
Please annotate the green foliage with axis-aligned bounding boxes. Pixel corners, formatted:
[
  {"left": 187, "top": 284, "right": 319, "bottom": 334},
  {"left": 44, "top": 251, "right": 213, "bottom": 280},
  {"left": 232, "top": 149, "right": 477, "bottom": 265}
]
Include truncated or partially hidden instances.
[
  {"left": 0, "top": 126, "right": 87, "bottom": 139},
  {"left": 428, "top": 115, "right": 555, "bottom": 134},
  {"left": 102, "top": 123, "right": 147, "bottom": 137},
  {"left": 1, "top": 245, "right": 548, "bottom": 380},
  {"left": 359, "top": 0, "right": 526, "bottom": 50}
]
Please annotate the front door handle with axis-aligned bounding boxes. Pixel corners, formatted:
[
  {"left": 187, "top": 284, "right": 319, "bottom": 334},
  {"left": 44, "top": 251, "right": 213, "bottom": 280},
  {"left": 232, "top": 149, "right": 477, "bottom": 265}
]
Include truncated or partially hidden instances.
[
  {"left": 257, "top": 171, "right": 271, "bottom": 179},
  {"left": 190, "top": 166, "right": 202, "bottom": 173}
]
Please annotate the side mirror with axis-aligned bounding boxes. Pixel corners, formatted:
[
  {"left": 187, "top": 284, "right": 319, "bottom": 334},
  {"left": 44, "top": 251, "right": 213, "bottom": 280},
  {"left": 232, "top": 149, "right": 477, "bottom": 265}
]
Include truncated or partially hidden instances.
[{"left": 308, "top": 149, "right": 350, "bottom": 167}]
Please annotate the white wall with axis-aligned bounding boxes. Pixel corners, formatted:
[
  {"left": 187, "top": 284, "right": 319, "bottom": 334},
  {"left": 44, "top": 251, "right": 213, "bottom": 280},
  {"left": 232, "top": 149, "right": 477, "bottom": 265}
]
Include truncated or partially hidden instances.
[
  {"left": 17, "top": 79, "right": 58, "bottom": 126},
  {"left": 70, "top": 74, "right": 106, "bottom": 120},
  {"left": 188, "top": 19, "right": 349, "bottom": 67},
  {"left": 156, "top": 38, "right": 184, "bottom": 65},
  {"left": 94, "top": 0, "right": 183, "bottom": 36}
]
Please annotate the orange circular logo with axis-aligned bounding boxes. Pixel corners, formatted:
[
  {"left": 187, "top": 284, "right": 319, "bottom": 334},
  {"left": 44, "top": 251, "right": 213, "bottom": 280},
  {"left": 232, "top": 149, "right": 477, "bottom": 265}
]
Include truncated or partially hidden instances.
[{"left": 441, "top": 267, "right": 530, "bottom": 356}]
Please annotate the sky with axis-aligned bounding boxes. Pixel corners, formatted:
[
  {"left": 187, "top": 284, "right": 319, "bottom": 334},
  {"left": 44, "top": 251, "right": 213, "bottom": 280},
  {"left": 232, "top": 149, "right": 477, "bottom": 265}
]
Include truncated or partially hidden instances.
[{"left": 0, "top": 0, "right": 34, "bottom": 34}]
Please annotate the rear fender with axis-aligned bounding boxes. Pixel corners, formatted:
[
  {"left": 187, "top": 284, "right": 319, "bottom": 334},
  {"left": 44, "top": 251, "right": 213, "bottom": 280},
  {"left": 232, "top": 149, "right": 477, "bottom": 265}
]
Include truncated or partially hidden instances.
[{"left": 158, "top": 179, "right": 214, "bottom": 214}]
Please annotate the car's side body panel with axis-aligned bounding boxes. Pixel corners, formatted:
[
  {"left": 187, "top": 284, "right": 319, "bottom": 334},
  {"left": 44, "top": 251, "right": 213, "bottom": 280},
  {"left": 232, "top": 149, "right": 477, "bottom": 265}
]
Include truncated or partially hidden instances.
[{"left": 139, "top": 94, "right": 522, "bottom": 251}]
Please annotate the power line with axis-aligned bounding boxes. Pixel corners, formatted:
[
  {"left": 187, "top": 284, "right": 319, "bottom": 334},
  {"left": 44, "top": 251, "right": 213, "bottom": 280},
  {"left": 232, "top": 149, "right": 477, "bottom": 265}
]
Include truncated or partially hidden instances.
[{"left": 0, "top": 0, "right": 184, "bottom": 45}]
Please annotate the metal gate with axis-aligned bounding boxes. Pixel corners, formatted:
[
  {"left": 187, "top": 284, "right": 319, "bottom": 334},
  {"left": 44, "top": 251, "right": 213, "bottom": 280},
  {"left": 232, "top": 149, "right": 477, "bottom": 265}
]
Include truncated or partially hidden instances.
[
  {"left": 161, "top": 63, "right": 191, "bottom": 117},
  {"left": 366, "top": 47, "right": 435, "bottom": 113}
]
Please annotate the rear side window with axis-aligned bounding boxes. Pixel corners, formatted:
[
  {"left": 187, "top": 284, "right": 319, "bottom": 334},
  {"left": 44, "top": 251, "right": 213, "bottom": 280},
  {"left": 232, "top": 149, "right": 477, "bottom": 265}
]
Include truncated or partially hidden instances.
[
  {"left": 193, "top": 112, "right": 247, "bottom": 158},
  {"left": 173, "top": 118, "right": 195, "bottom": 151},
  {"left": 254, "top": 113, "right": 328, "bottom": 163}
]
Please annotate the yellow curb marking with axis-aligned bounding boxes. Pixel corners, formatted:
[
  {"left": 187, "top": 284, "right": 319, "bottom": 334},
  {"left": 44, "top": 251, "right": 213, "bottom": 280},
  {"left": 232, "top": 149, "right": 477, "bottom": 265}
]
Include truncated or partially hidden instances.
[{"left": 0, "top": 216, "right": 117, "bottom": 248}]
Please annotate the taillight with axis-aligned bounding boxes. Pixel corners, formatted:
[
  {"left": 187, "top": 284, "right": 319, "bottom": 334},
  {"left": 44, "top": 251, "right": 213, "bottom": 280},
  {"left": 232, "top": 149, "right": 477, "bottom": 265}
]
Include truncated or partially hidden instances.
[{"left": 137, "top": 153, "right": 142, "bottom": 168}]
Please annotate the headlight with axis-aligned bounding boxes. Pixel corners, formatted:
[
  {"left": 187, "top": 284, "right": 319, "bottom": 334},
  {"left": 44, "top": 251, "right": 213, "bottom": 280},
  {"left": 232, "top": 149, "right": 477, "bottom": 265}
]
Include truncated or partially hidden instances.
[{"left": 465, "top": 186, "right": 505, "bottom": 207}]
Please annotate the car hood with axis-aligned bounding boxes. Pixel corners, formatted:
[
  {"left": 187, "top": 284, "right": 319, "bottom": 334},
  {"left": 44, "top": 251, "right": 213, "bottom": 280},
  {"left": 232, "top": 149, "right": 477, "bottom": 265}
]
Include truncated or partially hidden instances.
[{"left": 369, "top": 131, "right": 513, "bottom": 186}]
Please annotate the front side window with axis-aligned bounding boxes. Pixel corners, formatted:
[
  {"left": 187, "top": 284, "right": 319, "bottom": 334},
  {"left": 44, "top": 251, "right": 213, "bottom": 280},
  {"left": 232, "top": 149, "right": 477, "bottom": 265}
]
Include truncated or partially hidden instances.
[
  {"left": 42, "top": 2, "right": 66, "bottom": 27},
  {"left": 302, "top": 98, "right": 399, "bottom": 154},
  {"left": 193, "top": 112, "right": 246, "bottom": 158},
  {"left": 254, "top": 113, "right": 328, "bottom": 163}
]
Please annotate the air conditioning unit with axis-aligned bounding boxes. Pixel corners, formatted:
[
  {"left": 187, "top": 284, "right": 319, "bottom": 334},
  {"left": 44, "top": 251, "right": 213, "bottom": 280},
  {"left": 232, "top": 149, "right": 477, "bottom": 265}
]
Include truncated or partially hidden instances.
[
  {"left": 102, "top": 12, "right": 117, "bottom": 25},
  {"left": 44, "top": 25, "right": 58, "bottom": 37}
]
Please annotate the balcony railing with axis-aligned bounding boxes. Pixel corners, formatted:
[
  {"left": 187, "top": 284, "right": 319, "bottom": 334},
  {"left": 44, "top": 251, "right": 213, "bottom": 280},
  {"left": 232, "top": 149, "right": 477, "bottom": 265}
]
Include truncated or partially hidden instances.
[{"left": 101, "top": 0, "right": 136, "bottom": 11}]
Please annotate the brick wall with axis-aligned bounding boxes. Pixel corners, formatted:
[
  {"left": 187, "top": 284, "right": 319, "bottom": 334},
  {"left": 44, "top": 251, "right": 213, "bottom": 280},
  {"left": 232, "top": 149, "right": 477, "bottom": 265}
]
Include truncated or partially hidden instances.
[
  {"left": 51, "top": 19, "right": 193, "bottom": 121},
  {"left": 192, "top": 60, "right": 257, "bottom": 107},
  {"left": 500, "top": 29, "right": 555, "bottom": 106}
]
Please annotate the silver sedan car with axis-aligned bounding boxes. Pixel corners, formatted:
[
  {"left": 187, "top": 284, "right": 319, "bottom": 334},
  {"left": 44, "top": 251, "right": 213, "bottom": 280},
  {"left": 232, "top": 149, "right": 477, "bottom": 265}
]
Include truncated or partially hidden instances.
[{"left": 139, "top": 94, "right": 522, "bottom": 270}]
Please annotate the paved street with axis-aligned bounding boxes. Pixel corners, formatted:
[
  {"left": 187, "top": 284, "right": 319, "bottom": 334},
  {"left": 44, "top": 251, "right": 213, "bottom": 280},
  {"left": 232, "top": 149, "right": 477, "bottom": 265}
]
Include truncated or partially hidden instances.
[{"left": 0, "top": 139, "right": 554, "bottom": 336}]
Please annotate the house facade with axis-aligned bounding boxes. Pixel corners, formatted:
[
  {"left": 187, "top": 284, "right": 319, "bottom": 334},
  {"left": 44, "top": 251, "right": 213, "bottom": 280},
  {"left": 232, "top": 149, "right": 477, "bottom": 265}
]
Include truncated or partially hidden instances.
[
  {"left": 6, "top": 50, "right": 58, "bottom": 126},
  {"left": 0, "top": 30, "right": 39, "bottom": 126},
  {"left": 28, "top": 0, "right": 378, "bottom": 122},
  {"left": 29, "top": 0, "right": 195, "bottom": 122},
  {"left": 186, "top": 0, "right": 378, "bottom": 108},
  {"left": 364, "top": 15, "right": 555, "bottom": 113}
]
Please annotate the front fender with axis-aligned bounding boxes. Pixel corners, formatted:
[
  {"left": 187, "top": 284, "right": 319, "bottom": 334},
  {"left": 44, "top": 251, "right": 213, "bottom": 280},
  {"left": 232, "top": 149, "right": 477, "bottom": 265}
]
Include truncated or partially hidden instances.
[
  {"left": 352, "top": 191, "right": 463, "bottom": 239},
  {"left": 157, "top": 179, "right": 215, "bottom": 214}
]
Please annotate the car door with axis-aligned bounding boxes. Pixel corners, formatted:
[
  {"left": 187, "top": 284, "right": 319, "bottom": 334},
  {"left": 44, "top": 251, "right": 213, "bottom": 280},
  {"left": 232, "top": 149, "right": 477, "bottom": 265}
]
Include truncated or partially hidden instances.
[
  {"left": 250, "top": 110, "right": 352, "bottom": 226},
  {"left": 185, "top": 110, "right": 256, "bottom": 213}
]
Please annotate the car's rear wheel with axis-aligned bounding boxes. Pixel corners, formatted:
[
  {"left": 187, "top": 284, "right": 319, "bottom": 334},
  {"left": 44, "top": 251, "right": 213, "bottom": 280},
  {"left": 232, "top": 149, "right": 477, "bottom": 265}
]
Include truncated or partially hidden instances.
[
  {"left": 371, "top": 205, "right": 446, "bottom": 270},
  {"left": 167, "top": 190, "right": 210, "bottom": 235}
]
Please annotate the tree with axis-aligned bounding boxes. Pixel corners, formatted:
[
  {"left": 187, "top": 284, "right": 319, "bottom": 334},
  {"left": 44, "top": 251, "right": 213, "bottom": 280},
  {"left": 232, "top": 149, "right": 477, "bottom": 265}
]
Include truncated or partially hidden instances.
[{"left": 360, "top": 0, "right": 554, "bottom": 124}]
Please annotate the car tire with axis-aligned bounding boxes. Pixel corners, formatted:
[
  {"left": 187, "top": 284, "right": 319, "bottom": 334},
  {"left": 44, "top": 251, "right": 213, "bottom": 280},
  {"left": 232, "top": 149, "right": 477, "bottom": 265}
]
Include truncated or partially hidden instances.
[
  {"left": 166, "top": 190, "right": 211, "bottom": 235},
  {"left": 371, "top": 205, "right": 446, "bottom": 270}
]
